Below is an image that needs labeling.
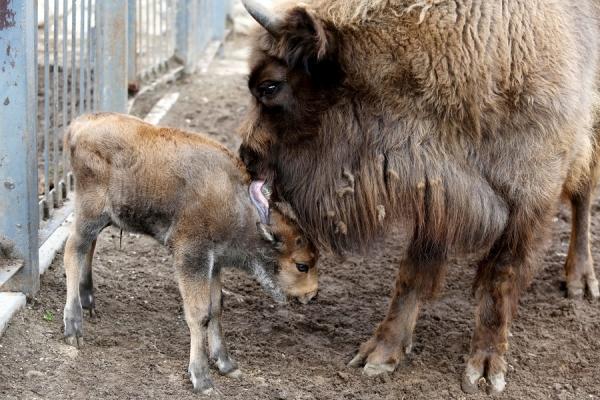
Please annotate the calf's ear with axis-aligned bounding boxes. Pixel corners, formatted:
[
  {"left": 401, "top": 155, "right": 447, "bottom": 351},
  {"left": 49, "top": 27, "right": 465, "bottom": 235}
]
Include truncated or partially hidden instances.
[
  {"left": 257, "top": 222, "right": 275, "bottom": 243},
  {"left": 257, "top": 222, "right": 285, "bottom": 251}
]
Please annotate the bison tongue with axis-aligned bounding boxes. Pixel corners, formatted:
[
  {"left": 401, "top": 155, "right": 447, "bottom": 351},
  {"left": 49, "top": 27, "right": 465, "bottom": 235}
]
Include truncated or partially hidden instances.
[{"left": 249, "top": 180, "right": 270, "bottom": 224}]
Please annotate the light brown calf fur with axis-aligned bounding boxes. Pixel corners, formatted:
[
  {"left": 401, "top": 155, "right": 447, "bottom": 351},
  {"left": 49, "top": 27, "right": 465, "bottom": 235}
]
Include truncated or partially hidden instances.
[
  {"left": 238, "top": 0, "right": 600, "bottom": 394},
  {"left": 62, "top": 112, "right": 318, "bottom": 394}
]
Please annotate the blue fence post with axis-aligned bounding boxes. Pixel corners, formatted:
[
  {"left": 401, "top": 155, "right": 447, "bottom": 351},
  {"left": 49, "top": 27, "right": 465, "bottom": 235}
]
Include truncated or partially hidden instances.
[
  {"left": 127, "top": 0, "right": 137, "bottom": 90},
  {"left": 0, "top": 0, "right": 40, "bottom": 295},
  {"left": 212, "top": 0, "right": 225, "bottom": 41},
  {"left": 97, "top": 0, "right": 128, "bottom": 112},
  {"left": 175, "top": 0, "right": 198, "bottom": 73}
]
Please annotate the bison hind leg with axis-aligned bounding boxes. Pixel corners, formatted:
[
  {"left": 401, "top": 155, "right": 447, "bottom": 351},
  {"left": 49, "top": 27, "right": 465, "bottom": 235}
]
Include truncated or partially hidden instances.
[{"left": 564, "top": 182, "right": 599, "bottom": 300}]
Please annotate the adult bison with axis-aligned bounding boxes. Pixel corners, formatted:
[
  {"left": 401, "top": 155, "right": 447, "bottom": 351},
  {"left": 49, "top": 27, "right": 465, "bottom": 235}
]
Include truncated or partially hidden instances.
[{"left": 238, "top": 0, "right": 600, "bottom": 394}]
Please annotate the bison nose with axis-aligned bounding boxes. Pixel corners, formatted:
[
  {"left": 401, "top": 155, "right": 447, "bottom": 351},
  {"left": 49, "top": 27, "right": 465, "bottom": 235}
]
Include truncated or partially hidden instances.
[{"left": 297, "top": 289, "right": 318, "bottom": 305}]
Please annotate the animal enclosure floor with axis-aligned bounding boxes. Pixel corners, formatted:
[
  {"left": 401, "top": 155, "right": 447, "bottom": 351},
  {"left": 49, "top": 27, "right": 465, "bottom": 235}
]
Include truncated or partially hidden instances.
[{"left": 2, "top": 37, "right": 600, "bottom": 400}]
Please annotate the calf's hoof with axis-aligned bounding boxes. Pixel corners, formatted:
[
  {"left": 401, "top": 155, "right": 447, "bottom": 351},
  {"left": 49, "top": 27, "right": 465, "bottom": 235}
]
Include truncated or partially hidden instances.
[
  {"left": 225, "top": 368, "right": 242, "bottom": 379},
  {"left": 189, "top": 365, "right": 214, "bottom": 395},
  {"left": 63, "top": 309, "right": 84, "bottom": 348},
  {"left": 80, "top": 293, "right": 97, "bottom": 316},
  {"left": 214, "top": 356, "right": 241, "bottom": 378}
]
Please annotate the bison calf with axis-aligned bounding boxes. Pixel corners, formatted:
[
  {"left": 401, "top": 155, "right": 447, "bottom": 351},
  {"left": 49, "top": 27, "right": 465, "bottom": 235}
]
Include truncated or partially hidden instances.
[{"left": 62, "top": 113, "right": 318, "bottom": 394}]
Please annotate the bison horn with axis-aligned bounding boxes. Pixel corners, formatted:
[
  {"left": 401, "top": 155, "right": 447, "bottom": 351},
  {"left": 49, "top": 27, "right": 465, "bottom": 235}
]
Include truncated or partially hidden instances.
[{"left": 241, "top": 0, "right": 283, "bottom": 37}]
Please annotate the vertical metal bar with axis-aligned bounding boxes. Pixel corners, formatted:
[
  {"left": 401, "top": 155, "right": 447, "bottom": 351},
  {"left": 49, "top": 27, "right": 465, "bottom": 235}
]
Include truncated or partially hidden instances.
[
  {"left": 145, "top": 0, "right": 149, "bottom": 77},
  {"left": 152, "top": 0, "right": 157, "bottom": 73},
  {"left": 128, "top": 0, "right": 137, "bottom": 87},
  {"left": 79, "top": 0, "right": 86, "bottom": 113},
  {"left": 159, "top": 0, "right": 163, "bottom": 68},
  {"left": 94, "top": 0, "right": 102, "bottom": 110},
  {"left": 34, "top": 1, "right": 39, "bottom": 206},
  {"left": 175, "top": 0, "right": 195, "bottom": 73},
  {"left": 53, "top": 0, "right": 61, "bottom": 207},
  {"left": 0, "top": 0, "right": 40, "bottom": 295},
  {"left": 86, "top": 0, "right": 92, "bottom": 111},
  {"left": 97, "top": 0, "right": 128, "bottom": 112},
  {"left": 162, "top": 0, "right": 168, "bottom": 68},
  {"left": 43, "top": 0, "right": 51, "bottom": 217},
  {"left": 62, "top": 0, "right": 69, "bottom": 198},
  {"left": 70, "top": 0, "right": 77, "bottom": 120},
  {"left": 212, "top": 0, "right": 225, "bottom": 41},
  {"left": 137, "top": 0, "right": 141, "bottom": 79}
]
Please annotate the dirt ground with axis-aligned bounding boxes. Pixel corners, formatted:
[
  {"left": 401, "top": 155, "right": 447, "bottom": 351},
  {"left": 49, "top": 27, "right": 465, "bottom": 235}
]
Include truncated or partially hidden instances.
[{"left": 2, "top": 36, "right": 600, "bottom": 400}]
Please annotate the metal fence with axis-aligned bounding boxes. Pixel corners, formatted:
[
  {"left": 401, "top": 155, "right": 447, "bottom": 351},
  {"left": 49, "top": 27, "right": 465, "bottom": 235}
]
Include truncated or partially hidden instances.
[{"left": 0, "top": 0, "right": 231, "bottom": 296}]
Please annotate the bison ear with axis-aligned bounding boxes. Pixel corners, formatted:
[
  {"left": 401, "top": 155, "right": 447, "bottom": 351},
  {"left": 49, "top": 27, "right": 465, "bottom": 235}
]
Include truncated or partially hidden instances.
[{"left": 281, "top": 7, "right": 337, "bottom": 74}]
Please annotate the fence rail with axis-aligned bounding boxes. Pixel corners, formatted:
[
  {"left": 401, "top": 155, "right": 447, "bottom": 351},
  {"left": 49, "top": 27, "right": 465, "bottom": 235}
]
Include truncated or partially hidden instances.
[{"left": 0, "top": 0, "right": 231, "bottom": 296}]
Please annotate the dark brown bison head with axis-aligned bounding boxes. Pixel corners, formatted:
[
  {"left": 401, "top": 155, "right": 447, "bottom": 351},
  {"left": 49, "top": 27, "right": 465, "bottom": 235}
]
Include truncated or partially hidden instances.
[
  {"left": 238, "top": 1, "right": 375, "bottom": 253},
  {"left": 238, "top": 0, "right": 509, "bottom": 255},
  {"left": 239, "top": 1, "right": 344, "bottom": 180}
]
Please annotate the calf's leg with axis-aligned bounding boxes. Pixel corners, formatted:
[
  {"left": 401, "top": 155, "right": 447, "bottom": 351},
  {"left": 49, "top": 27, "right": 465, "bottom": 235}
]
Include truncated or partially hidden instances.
[
  {"left": 207, "top": 272, "right": 241, "bottom": 377},
  {"left": 79, "top": 239, "right": 97, "bottom": 314},
  {"left": 63, "top": 214, "right": 107, "bottom": 347},
  {"left": 175, "top": 248, "right": 215, "bottom": 394}
]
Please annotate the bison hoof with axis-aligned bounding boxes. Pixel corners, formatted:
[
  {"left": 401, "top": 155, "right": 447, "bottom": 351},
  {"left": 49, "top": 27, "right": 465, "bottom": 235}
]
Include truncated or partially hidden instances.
[
  {"left": 80, "top": 292, "right": 96, "bottom": 311},
  {"left": 64, "top": 334, "right": 84, "bottom": 348},
  {"left": 487, "top": 372, "right": 506, "bottom": 395},
  {"left": 462, "top": 359, "right": 507, "bottom": 395},
  {"left": 363, "top": 362, "right": 396, "bottom": 377},
  {"left": 189, "top": 365, "right": 214, "bottom": 395},
  {"left": 566, "top": 278, "right": 599, "bottom": 300},
  {"left": 214, "top": 356, "right": 240, "bottom": 378},
  {"left": 347, "top": 353, "right": 366, "bottom": 368},
  {"left": 225, "top": 368, "right": 242, "bottom": 379},
  {"left": 63, "top": 310, "right": 84, "bottom": 348},
  {"left": 587, "top": 279, "right": 599, "bottom": 299},
  {"left": 190, "top": 377, "right": 214, "bottom": 395}
]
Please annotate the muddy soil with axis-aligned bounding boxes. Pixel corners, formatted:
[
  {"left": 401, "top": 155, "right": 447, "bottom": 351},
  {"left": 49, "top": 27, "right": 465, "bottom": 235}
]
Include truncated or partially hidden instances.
[{"left": 2, "top": 36, "right": 600, "bottom": 400}]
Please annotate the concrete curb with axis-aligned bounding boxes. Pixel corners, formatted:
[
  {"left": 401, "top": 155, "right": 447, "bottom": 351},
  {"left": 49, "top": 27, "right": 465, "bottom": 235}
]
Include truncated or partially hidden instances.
[{"left": 0, "top": 292, "right": 27, "bottom": 336}]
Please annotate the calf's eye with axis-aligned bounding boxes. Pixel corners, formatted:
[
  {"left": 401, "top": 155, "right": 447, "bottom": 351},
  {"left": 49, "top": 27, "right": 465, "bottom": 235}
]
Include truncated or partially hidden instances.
[{"left": 296, "top": 263, "right": 309, "bottom": 273}]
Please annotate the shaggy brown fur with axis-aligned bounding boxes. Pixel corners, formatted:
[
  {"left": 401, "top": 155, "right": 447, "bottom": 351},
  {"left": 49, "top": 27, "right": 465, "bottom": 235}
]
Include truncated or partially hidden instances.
[
  {"left": 61, "top": 113, "right": 318, "bottom": 394},
  {"left": 239, "top": 0, "right": 600, "bottom": 394}
]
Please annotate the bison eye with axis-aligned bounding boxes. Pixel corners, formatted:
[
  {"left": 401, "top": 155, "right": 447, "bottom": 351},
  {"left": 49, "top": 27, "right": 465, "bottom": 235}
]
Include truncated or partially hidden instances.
[
  {"left": 258, "top": 81, "right": 282, "bottom": 97},
  {"left": 296, "top": 263, "right": 309, "bottom": 273}
]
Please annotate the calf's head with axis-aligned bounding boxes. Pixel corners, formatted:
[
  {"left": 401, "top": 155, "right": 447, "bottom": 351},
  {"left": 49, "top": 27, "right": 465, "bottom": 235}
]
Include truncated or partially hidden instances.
[{"left": 252, "top": 181, "right": 319, "bottom": 304}]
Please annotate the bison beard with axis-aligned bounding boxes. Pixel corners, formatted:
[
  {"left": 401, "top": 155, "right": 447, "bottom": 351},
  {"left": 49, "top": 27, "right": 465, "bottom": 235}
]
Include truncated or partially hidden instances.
[{"left": 240, "top": 0, "right": 600, "bottom": 395}]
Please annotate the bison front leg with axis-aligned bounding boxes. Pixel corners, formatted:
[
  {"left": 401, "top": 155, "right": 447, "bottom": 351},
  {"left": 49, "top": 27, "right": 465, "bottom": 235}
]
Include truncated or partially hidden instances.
[
  {"left": 349, "top": 253, "right": 447, "bottom": 376},
  {"left": 175, "top": 250, "right": 215, "bottom": 395}
]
